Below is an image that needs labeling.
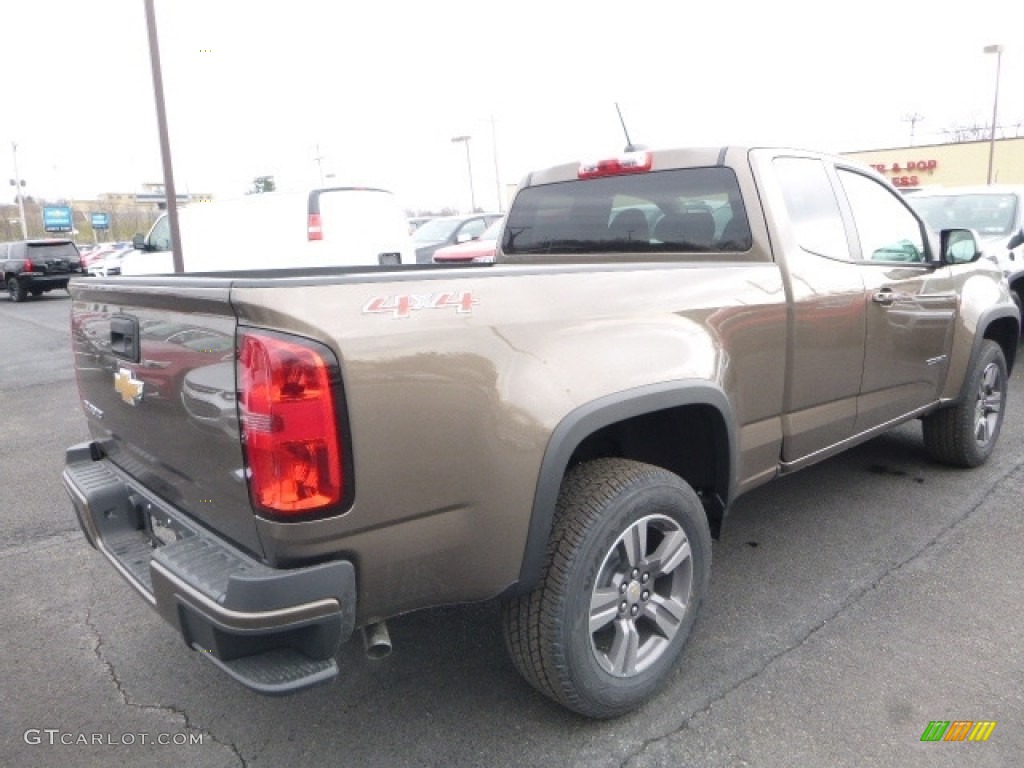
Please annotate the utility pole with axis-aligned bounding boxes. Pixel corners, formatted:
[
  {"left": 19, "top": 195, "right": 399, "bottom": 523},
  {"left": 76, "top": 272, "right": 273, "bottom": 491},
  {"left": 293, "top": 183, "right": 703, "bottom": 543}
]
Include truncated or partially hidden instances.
[
  {"left": 314, "top": 144, "right": 326, "bottom": 188},
  {"left": 10, "top": 142, "right": 27, "bottom": 239},
  {"left": 450, "top": 135, "right": 476, "bottom": 213},
  {"left": 902, "top": 113, "right": 925, "bottom": 147}
]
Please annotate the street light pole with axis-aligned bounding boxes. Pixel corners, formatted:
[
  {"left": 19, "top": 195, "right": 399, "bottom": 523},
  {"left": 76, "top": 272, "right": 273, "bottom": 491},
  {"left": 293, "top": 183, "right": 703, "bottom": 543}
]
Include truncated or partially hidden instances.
[
  {"left": 984, "top": 44, "right": 1004, "bottom": 185},
  {"left": 491, "top": 115, "right": 503, "bottom": 212},
  {"left": 10, "top": 141, "right": 27, "bottom": 239},
  {"left": 143, "top": 0, "right": 184, "bottom": 273},
  {"left": 451, "top": 135, "right": 476, "bottom": 213}
]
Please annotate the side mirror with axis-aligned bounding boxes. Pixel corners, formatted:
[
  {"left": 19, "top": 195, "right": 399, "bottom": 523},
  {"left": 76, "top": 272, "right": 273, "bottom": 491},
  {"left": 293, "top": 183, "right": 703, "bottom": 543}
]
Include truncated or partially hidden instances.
[
  {"left": 132, "top": 233, "right": 147, "bottom": 251},
  {"left": 940, "top": 228, "right": 980, "bottom": 264},
  {"left": 455, "top": 231, "right": 474, "bottom": 244},
  {"left": 1007, "top": 227, "right": 1024, "bottom": 251}
]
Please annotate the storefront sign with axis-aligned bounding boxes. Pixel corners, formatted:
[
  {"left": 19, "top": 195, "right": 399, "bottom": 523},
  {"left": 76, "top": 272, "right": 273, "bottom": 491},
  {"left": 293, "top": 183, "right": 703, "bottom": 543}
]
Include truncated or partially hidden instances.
[{"left": 869, "top": 160, "right": 938, "bottom": 188}]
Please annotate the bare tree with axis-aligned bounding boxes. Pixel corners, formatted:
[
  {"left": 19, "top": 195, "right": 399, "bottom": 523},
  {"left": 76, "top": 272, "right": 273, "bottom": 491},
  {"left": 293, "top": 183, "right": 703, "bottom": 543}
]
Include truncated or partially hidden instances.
[
  {"left": 941, "top": 119, "right": 1024, "bottom": 142},
  {"left": 942, "top": 122, "right": 991, "bottom": 142}
]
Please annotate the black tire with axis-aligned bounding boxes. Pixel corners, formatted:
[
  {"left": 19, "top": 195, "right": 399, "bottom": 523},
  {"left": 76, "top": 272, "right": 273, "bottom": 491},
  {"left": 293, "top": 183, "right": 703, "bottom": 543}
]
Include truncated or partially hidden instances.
[
  {"left": 502, "top": 458, "right": 711, "bottom": 718},
  {"left": 922, "top": 340, "right": 1007, "bottom": 467},
  {"left": 7, "top": 277, "right": 27, "bottom": 303}
]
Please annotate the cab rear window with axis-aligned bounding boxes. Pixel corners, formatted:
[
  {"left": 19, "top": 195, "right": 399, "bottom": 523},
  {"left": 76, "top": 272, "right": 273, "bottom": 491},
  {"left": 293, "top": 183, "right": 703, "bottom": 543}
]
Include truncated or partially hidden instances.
[{"left": 502, "top": 167, "right": 752, "bottom": 258}]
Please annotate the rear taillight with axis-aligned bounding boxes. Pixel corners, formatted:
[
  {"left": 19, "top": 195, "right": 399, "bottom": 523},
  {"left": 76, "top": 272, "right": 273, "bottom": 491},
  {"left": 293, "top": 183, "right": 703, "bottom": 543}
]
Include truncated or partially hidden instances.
[
  {"left": 307, "top": 213, "right": 323, "bottom": 241},
  {"left": 23, "top": 259, "right": 34, "bottom": 272},
  {"left": 238, "top": 330, "right": 346, "bottom": 518}
]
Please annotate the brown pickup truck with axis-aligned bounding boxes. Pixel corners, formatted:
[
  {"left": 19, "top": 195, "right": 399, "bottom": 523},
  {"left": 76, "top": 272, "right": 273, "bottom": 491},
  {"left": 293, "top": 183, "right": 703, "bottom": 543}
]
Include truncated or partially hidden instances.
[{"left": 63, "top": 146, "right": 1020, "bottom": 718}]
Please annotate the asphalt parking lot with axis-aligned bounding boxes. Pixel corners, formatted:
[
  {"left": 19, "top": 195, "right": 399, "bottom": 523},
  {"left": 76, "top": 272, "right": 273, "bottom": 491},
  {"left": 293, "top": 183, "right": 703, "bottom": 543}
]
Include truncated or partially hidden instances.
[{"left": 1, "top": 291, "right": 1022, "bottom": 768}]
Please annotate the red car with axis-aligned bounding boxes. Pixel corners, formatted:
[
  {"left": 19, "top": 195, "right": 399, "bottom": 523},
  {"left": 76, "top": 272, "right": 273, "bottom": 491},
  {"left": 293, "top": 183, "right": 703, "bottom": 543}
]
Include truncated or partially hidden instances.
[{"left": 431, "top": 217, "right": 503, "bottom": 263}]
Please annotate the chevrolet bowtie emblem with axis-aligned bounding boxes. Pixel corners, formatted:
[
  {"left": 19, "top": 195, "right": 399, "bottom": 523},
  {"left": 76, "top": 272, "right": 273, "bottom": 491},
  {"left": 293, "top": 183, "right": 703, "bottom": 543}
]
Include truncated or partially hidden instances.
[{"left": 114, "top": 368, "right": 144, "bottom": 405}]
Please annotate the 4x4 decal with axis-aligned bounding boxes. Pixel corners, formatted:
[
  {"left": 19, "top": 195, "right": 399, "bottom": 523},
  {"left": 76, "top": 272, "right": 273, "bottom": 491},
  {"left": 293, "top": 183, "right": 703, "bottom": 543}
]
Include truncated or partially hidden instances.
[{"left": 363, "top": 291, "right": 478, "bottom": 319}]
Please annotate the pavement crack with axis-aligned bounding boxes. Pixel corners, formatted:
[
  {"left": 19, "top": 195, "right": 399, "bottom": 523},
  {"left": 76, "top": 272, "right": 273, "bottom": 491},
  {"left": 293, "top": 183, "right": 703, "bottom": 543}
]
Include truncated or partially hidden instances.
[
  {"left": 85, "top": 569, "right": 249, "bottom": 768},
  {"left": 0, "top": 529, "right": 81, "bottom": 558},
  {"left": 618, "top": 458, "right": 1024, "bottom": 768}
]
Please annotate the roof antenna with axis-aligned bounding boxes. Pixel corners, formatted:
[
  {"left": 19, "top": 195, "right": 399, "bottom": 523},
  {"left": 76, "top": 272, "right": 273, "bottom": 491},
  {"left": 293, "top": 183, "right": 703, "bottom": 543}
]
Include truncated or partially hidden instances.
[{"left": 615, "top": 103, "right": 646, "bottom": 152}]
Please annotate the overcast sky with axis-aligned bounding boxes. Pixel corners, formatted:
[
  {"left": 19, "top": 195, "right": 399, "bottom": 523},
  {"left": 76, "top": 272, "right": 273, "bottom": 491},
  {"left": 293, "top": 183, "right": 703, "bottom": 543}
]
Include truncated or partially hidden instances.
[{"left": 3, "top": 0, "right": 1023, "bottom": 213}]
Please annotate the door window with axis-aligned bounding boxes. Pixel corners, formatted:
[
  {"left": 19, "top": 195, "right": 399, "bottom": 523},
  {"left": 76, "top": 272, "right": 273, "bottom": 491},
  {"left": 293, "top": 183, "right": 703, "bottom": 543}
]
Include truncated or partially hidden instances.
[
  {"left": 148, "top": 215, "right": 172, "bottom": 251},
  {"left": 838, "top": 170, "right": 925, "bottom": 263}
]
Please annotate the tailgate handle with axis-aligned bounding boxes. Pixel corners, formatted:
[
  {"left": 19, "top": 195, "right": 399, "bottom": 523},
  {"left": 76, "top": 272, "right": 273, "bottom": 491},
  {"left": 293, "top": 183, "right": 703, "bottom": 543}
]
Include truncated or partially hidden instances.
[{"left": 110, "top": 316, "right": 140, "bottom": 363}]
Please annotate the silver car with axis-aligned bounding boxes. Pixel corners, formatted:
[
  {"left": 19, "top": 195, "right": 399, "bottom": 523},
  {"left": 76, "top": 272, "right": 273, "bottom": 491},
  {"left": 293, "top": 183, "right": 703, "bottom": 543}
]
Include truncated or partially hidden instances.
[{"left": 907, "top": 185, "right": 1024, "bottom": 308}]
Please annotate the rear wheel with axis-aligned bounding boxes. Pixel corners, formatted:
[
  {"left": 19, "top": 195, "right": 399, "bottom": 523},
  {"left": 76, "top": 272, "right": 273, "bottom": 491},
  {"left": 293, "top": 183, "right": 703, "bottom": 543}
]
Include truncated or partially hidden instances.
[
  {"left": 923, "top": 340, "right": 1007, "bottom": 467},
  {"left": 7, "top": 277, "right": 27, "bottom": 302},
  {"left": 503, "top": 458, "right": 711, "bottom": 718}
]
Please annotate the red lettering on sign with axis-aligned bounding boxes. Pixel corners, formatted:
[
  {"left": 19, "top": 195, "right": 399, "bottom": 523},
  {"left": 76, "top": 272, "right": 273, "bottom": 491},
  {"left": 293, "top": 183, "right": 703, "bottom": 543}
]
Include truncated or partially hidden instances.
[{"left": 892, "top": 175, "right": 920, "bottom": 187}]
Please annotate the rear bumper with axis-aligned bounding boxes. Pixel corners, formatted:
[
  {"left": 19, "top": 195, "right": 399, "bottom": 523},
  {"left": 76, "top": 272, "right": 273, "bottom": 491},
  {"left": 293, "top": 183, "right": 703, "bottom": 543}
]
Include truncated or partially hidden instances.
[
  {"left": 63, "top": 441, "right": 356, "bottom": 695},
  {"left": 14, "top": 273, "right": 73, "bottom": 290}
]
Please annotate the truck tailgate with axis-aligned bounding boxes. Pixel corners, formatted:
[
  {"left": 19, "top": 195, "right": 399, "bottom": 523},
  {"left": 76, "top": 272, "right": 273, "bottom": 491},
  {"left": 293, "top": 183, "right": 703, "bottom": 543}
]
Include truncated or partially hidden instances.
[{"left": 69, "top": 278, "right": 262, "bottom": 556}]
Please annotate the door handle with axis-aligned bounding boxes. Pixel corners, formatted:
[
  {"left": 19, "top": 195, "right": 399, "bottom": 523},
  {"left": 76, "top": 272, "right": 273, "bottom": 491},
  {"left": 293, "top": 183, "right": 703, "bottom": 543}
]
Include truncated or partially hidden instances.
[{"left": 872, "top": 289, "right": 896, "bottom": 306}]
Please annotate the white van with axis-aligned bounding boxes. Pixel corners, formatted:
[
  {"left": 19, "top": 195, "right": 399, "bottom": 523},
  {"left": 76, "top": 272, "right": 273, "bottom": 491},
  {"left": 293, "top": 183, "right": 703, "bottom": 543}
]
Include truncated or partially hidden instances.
[{"left": 121, "top": 187, "right": 415, "bottom": 275}]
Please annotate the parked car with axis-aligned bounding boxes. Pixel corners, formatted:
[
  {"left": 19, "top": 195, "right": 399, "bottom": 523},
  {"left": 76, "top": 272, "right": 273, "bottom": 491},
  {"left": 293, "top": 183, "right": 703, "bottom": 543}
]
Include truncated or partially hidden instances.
[
  {"left": 83, "top": 247, "right": 116, "bottom": 273},
  {"left": 1, "top": 239, "right": 83, "bottom": 301},
  {"left": 407, "top": 215, "right": 434, "bottom": 234},
  {"left": 432, "top": 216, "right": 503, "bottom": 263},
  {"left": 412, "top": 212, "right": 503, "bottom": 263},
  {"left": 91, "top": 249, "right": 139, "bottom": 277},
  {"left": 80, "top": 245, "right": 110, "bottom": 268},
  {"left": 906, "top": 185, "right": 1024, "bottom": 310},
  {"left": 122, "top": 187, "right": 415, "bottom": 275},
  {"left": 82, "top": 241, "right": 134, "bottom": 272}
]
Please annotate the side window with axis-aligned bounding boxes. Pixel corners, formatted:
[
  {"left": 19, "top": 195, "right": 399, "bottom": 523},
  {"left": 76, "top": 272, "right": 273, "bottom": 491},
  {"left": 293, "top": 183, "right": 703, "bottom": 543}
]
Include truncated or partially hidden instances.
[
  {"left": 773, "top": 157, "right": 849, "bottom": 260},
  {"left": 148, "top": 215, "right": 172, "bottom": 251},
  {"left": 837, "top": 169, "right": 925, "bottom": 263},
  {"left": 460, "top": 219, "right": 487, "bottom": 240}
]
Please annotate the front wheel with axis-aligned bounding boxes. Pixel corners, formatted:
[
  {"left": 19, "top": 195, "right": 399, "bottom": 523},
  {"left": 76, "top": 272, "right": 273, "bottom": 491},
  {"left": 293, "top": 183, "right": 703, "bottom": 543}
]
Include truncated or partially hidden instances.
[
  {"left": 922, "top": 340, "right": 1007, "bottom": 467},
  {"left": 503, "top": 459, "right": 712, "bottom": 718}
]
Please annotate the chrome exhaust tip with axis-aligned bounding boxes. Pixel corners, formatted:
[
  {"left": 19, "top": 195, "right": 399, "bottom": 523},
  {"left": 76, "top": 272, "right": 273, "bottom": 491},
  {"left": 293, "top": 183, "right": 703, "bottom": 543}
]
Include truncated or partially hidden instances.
[{"left": 361, "top": 621, "right": 392, "bottom": 660}]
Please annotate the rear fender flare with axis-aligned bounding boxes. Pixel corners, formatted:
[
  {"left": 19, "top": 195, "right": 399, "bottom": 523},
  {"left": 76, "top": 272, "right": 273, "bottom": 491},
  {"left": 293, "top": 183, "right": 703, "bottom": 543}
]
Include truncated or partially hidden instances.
[{"left": 516, "top": 381, "right": 736, "bottom": 591}]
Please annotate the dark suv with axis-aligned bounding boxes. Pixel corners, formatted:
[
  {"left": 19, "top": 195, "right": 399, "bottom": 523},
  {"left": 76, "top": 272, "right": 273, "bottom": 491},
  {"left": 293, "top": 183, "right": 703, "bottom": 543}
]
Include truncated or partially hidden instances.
[{"left": 2, "top": 239, "right": 83, "bottom": 302}]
